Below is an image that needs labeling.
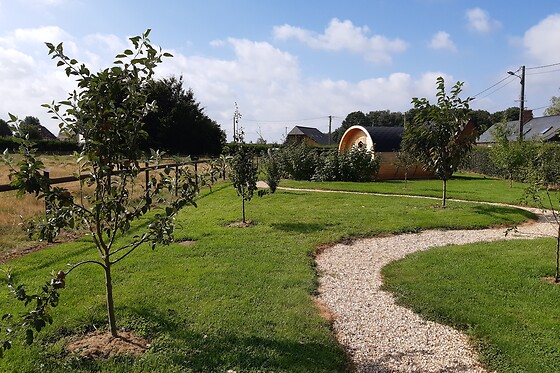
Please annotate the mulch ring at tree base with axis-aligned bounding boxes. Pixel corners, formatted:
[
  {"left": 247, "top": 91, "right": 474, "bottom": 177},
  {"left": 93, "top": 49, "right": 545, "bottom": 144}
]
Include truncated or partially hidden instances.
[
  {"left": 226, "top": 220, "right": 255, "bottom": 228},
  {"left": 541, "top": 276, "right": 560, "bottom": 285},
  {"left": 65, "top": 330, "right": 150, "bottom": 359}
]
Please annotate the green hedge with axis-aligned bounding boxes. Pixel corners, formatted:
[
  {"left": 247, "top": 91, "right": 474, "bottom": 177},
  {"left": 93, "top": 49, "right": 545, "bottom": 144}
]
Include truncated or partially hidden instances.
[
  {"left": 0, "top": 137, "right": 79, "bottom": 153},
  {"left": 461, "top": 143, "right": 560, "bottom": 185}
]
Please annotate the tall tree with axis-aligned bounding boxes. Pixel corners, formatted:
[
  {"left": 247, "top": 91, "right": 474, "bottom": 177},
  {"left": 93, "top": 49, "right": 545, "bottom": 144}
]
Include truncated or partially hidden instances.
[
  {"left": 402, "top": 77, "right": 475, "bottom": 207},
  {"left": 544, "top": 96, "right": 560, "bottom": 116},
  {"left": 0, "top": 119, "right": 12, "bottom": 137},
  {"left": 143, "top": 76, "right": 226, "bottom": 156},
  {"left": 15, "top": 116, "right": 42, "bottom": 140},
  {"left": 468, "top": 109, "right": 492, "bottom": 133},
  {"left": 489, "top": 107, "right": 519, "bottom": 125},
  {"left": 367, "top": 110, "right": 404, "bottom": 127},
  {"left": 332, "top": 111, "right": 369, "bottom": 143}
]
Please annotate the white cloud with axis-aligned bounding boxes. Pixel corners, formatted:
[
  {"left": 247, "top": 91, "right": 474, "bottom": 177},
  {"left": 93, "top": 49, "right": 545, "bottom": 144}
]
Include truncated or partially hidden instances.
[
  {"left": 273, "top": 18, "right": 407, "bottom": 64},
  {"left": 0, "top": 26, "right": 458, "bottom": 143},
  {"left": 466, "top": 8, "right": 501, "bottom": 33},
  {"left": 428, "top": 31, "right": 457, "bottom": 52},
  {"left": 0, "top": 26, "right": 71, "bottom": 49},
  {"left": 158, "top": 37, "right": 456, "bottom": 142},
  {"left": 522, "top": 14, "right": 560, "bottom": 64}
]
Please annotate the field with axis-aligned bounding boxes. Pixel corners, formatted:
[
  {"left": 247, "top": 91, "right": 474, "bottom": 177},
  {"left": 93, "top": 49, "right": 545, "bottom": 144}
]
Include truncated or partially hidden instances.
[
  {"left": 0, "top": 162, "right": 536, "bottom": 372},
  {"left": 0, "top": 154, "right": 198, "bottom": 257}
]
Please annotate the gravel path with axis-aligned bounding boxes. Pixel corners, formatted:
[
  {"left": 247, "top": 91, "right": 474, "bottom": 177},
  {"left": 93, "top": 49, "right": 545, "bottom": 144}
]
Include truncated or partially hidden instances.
[{"left": 310, "top": 190, "right": 557, "bottom": 372}]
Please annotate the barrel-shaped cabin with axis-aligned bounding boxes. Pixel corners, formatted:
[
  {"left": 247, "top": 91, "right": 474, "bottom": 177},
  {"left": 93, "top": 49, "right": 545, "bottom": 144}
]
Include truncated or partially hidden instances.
[{"left": 338, "top": 125, "right": 434, "bottom": 180}]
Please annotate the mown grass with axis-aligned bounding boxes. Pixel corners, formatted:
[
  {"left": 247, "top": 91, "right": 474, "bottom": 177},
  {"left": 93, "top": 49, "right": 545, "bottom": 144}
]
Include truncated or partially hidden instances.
[
  {"left": 0, "top": 184, "right": 532, "bottom": 372},
  {"left": 280, "top": 173, "right": 559, "bottom": 208},
  {"left": 382, "top": 238, "right": 560, "bottom": 373}
]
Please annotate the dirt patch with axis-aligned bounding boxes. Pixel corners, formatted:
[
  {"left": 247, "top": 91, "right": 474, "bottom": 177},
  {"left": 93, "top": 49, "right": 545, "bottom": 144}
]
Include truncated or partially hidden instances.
[
  {"left": 177, "top": 240, "right": 197, "bottom": 246},
  {"left": 541, "top": 276, "right": 560, "bottom": 285},
  {"left": 226, "top": 220, "right": 255, "bottom": 228},
  {"left": 66, "top": 330, "right": 150, "bottom": 359},
  {"left": 0, "top": 230, "right": 84, "bottom": 264},
  {"left": 313, "top": 297, "right": 336, "bottom": 322}
]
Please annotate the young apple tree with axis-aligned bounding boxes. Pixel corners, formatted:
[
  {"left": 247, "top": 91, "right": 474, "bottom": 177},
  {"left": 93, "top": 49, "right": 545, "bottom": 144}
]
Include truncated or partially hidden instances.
[
  {"left": 229, "top": 106, "right": 257, "bottom": 223},
  {"left": 402, "top": 77, "right": 475, "bottom": 207},
  {"left": 1, "top": 29, "right": 198, "bottom": 353}
]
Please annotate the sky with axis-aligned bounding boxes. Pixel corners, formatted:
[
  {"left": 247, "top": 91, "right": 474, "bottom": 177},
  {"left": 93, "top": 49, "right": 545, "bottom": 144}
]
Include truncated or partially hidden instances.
[{"left": 1, "top": 0, "right": 560, "bottom": 143}]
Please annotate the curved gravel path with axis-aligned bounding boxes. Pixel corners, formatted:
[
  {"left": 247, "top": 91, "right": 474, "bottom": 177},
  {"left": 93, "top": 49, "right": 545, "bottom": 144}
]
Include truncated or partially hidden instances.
[{"left": 287, "top": 186, "right": 556, "bottom": 372}]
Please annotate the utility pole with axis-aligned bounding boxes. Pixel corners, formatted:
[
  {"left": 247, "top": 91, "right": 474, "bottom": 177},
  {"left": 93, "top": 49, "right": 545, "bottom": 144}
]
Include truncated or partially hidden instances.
[
  {"left": 508, "top": 66, "right": 526, "bottom": 141},
  {"left": 519, "top": 65, "right": 526, "bottom": 141},
  {"left": 328, "top": 115, "right": 332, "bottom": 145}
]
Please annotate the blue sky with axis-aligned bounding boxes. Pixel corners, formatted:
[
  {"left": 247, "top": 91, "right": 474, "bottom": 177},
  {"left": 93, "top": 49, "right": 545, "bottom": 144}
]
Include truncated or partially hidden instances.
[{"left": 1, "top": 0, "right": 559, "bottom": 142}]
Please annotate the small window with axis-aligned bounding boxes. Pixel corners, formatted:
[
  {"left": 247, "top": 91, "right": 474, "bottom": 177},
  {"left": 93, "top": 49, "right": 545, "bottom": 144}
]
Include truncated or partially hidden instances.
[{"left": 541, "top": 126, "right": 553, "bottom": 134}]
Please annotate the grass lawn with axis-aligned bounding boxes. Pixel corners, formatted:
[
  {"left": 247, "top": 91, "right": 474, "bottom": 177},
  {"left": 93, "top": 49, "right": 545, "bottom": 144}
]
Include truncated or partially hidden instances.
[
  {"left": 382, "top": 238, "right": 560, "bottom": 373},
  {"left": 0, "top": 183, "right": 532, "bottom": 372},
  {"left": 280, "top": 172, "right": 559, "bottom": 208}
]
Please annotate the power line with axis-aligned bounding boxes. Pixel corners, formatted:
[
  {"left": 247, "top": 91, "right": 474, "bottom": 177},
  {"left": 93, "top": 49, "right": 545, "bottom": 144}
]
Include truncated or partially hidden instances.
[
  {"left": 472, "top": 74, "right": 513, "bottom": 98},
  {"left": 472, "top": 77, "right": 517, "bottom": 101},
  {"left": 526, "top": 62, "right": 560, "bottom": 70},
  {"left": 526, "top": 68, "right": 560, "bottom": 76},
  {"left": 243, "top": 115, "right": 343, "bottom": 123}
]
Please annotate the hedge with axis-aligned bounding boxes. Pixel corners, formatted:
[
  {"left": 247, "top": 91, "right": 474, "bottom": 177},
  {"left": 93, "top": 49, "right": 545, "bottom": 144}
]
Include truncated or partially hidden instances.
[
  {"left": 0, "top": 137, "right": 80, "bottom": 153},
  {"left": 460, "top": 143, "right": 560, "bottom": 185}
]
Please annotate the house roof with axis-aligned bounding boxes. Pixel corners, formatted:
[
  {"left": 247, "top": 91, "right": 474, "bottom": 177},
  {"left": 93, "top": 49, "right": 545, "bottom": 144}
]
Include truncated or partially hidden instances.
[
  {"left": 523, "top": 115, "right": 560, "bottom": 141},
  {"left": 38, "top": 125, "right": 57, "bottom": 140},
  {"left": 478, "top": 115, "right": 560, "bottom": 143},
  {"left": 287, "top": 126, "right": 330, "bottom": 145},
  {"left": 477, "top": 120, "right": 519, "bottom": 143},
  {"left": 363, "top": 126, "right": 404, "bottom": 152}
]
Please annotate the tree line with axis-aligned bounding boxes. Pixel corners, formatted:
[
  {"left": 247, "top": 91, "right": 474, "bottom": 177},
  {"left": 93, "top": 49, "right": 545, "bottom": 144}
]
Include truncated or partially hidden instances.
[
  {"left": 331, "top": 107, "right": 521, "bottom": 143},
  {"left": 1, "top": 76, "right": 226, "bottom": 156}
]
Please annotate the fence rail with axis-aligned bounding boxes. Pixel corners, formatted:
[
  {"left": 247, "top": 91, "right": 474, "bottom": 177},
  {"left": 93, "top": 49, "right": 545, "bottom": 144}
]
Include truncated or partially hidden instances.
[{"left": 0, "top": 159, "right": 210, "bottom": 193}]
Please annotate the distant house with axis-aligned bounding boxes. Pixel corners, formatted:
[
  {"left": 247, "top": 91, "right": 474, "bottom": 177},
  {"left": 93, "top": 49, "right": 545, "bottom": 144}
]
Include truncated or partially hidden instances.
[
  {"left": 38, "top": 125, "right": 57, "bottom": 140},
  {"left": 338, "top": 125, "right": 434, "bottom": 180},
  {"left": 286, "top": 126, "right": 331, "bottom": 146},
  {"left": 478, "top": 111, "right": 560, "bottom": 144}
]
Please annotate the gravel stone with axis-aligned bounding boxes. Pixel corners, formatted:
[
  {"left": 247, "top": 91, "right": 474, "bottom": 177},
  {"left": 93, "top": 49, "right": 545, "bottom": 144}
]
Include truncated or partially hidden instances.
[{"left": 316, "top": 204, "right": 555, "bottom": 373}]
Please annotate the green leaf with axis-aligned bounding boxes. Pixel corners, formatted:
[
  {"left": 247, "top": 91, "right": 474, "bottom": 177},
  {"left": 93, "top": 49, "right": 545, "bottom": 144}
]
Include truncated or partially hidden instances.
[{"left": 25, "top": 329, "right": 33, "bottom": 345}]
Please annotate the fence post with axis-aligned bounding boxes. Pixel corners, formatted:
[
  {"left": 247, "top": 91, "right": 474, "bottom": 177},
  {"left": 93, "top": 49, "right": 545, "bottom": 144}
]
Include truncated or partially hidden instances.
[
  {"left": 145, "top": 161, "right": 150, "bottom": 191},
  {"left": 174, "top": 164, "right": 179, "bottom": 197},
  {"left": 43, "top": 170, "right": 51, "bottom": 217}
]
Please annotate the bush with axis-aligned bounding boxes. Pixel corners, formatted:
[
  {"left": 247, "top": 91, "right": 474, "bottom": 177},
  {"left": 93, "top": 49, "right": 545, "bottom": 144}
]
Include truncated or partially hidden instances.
[
  {"left": 276, "top": 142, "right": 319, "bottom": 181},
  {"left": 276, "top": 142, "right": 380, "bottom": 182},
  {"left": 461, "top": 143, "right": 560, "bottom": 186},
  {"left": 532, "top": 143, "right": 560, "bottom": 186},
  {"left": 315, "top": 147, "right": 380, "bottom": 182}
]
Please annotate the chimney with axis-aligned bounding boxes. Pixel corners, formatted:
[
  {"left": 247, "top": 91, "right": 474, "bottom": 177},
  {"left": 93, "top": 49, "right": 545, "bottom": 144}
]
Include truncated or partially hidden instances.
[{"left": 522, "top": 109, "right": 533, "bottom": 125}]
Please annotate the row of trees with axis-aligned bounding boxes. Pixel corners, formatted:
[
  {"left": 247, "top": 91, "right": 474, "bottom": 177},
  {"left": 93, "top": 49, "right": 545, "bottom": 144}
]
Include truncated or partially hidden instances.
[
  {"left": 332, "top": 107, "right": 521, "bottom": 144},
  {"left": 2, "top": 80, "right": 226, "bottom": 157},
  {"left": 0, "top": 116, "right": 48, "bottom": 140}
]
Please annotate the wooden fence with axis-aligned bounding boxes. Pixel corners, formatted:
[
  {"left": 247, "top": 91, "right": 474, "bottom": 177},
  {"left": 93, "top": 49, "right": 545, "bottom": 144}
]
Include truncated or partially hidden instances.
[{"left": 0, "top": 159, "right": 210, "bottom": 193}]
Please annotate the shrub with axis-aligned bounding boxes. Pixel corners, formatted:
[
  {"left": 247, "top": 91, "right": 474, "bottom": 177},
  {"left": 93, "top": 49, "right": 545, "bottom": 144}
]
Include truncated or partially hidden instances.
[
  {"left": 461, "top": 143, "right": 560, "bottom": 186},
  {"left": 276, "top": 142, "right": 319, "bottom": 181}
]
